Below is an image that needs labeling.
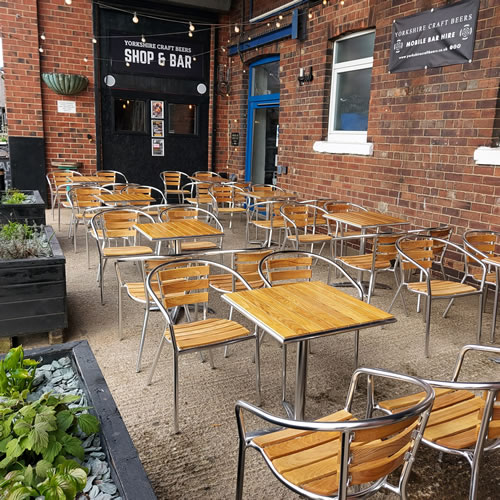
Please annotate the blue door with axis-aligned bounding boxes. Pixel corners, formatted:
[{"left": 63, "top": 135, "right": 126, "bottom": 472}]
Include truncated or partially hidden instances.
[{"left": 245, "top": 56, "right": 280, "bottom": 184}]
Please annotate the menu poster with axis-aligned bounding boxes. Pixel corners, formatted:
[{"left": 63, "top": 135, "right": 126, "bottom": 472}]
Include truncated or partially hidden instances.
[
  {"left": 152, "top": 138, "right": 164, "bottom": 156},
  {"left": 152, "top": 120, "right": 164, "bottom": 137},
  {"left": 151, "top": 100, "right": 164, "bottom": 119}
]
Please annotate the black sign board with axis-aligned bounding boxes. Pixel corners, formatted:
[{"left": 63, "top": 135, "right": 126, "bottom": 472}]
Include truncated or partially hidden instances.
[
  {"left": 231, "top": 132, "right": 240, "bottom": 146},
  {"left": 389, "top": 0, "right": 480, "bottom": 73},
  {"left": 110, "top": 35, "right": 204, "bottom": 79}
]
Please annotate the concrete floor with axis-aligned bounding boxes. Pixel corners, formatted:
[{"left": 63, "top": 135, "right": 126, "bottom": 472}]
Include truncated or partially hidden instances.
[{"left": 22, "top": 209, "right": 500, "bottom": 499}]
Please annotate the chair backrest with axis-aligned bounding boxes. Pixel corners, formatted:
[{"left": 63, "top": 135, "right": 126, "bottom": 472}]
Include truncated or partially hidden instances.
[
  {"left": 192, "top": 171, "right": 221, "bottom": 180},
  {"left": 427, "top": 225, "right": 453, "bottom": 260},
  {"left": 182, "top": 181, "right": 212, "bottom": 202},
  {"left": 92, "top": 208, "right": 154, "bottom": 243},
  {"left": 159, "top": 204, "right": 223, "bottom": 231},
  {"left": 236, "top": 367, "right": 434, "bottom": 499},
  {"left": 252, "top": 183, "right": 284, "bottom": 192},
  {"left": 97, "top": 170, "right": 128, "bottom": 183},
  {"left": 323, "top": 200, "right": 367, "bottom": 213},
  {"left": 50, "top": 170, "right": 75, "bottom": 189},
  {"left": 463, "top": 230, "right": 499, "bottom": 262},
  {"left": 68, "top": 186, "right": 109, "bottom": 211}
]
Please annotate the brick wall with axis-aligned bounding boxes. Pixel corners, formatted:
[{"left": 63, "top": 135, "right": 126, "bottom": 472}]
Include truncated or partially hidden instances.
[
  {"left": 215, "top": 0, "right": 500, "bottom": 252},
  {"left": 1, "top": 0, "right": 97, "bottom": 175}
]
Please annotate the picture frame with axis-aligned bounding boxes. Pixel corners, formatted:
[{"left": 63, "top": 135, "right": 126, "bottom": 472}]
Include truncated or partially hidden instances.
[
  {"left": 151, "top": 100, "right": 164, "bottom": 119},
  {"left": 151, "top": 138, "right": 164, "bottom": 156},
  {"left": 151, "top": 119, "right": 164, "bottom": 138}
]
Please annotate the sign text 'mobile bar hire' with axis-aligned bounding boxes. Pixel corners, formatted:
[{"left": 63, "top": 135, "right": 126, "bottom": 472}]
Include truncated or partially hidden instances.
[{"left": 389, "top": 0, "right": 480, "bottom": 73}]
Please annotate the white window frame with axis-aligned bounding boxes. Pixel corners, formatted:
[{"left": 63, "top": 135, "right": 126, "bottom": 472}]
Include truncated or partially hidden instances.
[{"left": 327, "top": 30, "right": 374, "bottom": 145}]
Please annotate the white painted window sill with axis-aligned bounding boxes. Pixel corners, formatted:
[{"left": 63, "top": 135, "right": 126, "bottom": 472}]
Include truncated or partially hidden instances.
[
  {"left": 313, "top": 141, "right": 373, "bottom": 156},
  {"left": 473, "top": 147, "right": 500, "bottom": 166}
]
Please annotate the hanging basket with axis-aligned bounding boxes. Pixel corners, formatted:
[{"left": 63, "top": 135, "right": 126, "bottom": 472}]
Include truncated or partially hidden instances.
[{"left": 41, "top": 73, "right": 89, "bottom": 95}]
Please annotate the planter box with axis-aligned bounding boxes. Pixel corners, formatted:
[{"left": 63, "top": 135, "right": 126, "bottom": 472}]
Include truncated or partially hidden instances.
[
  {"left": 6, "top": 340, "right": 157, "bottom": 500},
  {"left": 0, "top": 225, "right": 67, "bottom": 337},
  {"left": 0, "top": 189, "right": 46, "bottom": 225}
]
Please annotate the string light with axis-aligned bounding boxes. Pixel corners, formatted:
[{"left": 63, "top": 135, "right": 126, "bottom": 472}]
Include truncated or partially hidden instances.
[
  {"left": 125, "top": 62, "right": 130, "bottom": 66},
  {"left": 65, "top": 0, "right": 72, "bottom": 5},
  {"left": 276, "top": 22, "right": 281, "bottom": 28},
  {"left": 39, "top": 47, "right": 44, "bottom": 53},
  {"left": 83, "top": 57, "right": 88, "bottom": 62},
  {"left": 141, "top": 34, "right": 146, "bottom": 43},
  {"left": 40, "top": 33, "right": 46, "bottom": 40},
  {"left": 188, "top": 31, "right": 193, "bottom": 37},
  {"left": 193, "top": 56, "right": 197, "bottom": 61},
  {"left": 308, "top": 12, "right": 313, "bottom": 19},
  {"left": 278, "top": 15, "right": 283, "bottom": 20},
  {"left": 92, "top": 37, "right": 97, "bottom": 43},
  {"left": 322, "top": 0, "right": 327, "bottom": 4},
  {"left": 132, "top": 12, "right": 139, "bottom": 23},
  {"left": 340, "top": 0, "right": 345, "bottom": 4},
  {"left": 234, "top": 25, "right": 240, "bottom": 33},
  {"left": 189, "top": 22, "right": 195, "bottom": 32}
]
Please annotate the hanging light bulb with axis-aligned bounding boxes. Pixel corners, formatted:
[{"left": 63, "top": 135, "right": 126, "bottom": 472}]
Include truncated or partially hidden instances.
[
  {"left": 65, "top": 0, "right": 72, "bottom": 5},
  {"left": 92, "top": 37, "right": 97, "bottom": 44},
  {"left": 193, "top": 56, "right": 197, "bottom": 61},
  {"left": 279, "top": 15, "right": 283, "bottom": 20},
  {"left": 322, "top": 0, "right": 327, "bottom": 5},
  {"left": 40, "top": 33, "right": 46, "bottom": 40},
  {"left": 221, "top": 46, "right": 226, "bottom": 52},
  {"left": 83, "top": 57, "right": 88, "bottom": 62},
  {"left": 126, "top": 62, "right": 130, "bottom": 67},
  {"left": 141, "top": 34, "right": 146, "bottom": 43},
  {"left": 234, "top": 25, "right": 240, "bottom": 33},
  {"left": 189, "top": 22, "right": 195, "bottom": 32},
  {"left": 340, "top": 0, "right": 345, "bottom": 4},
  {"left": 276, "top": 21, "right": 281, "bottom": 28},
  {"left": 308, "top": 12, "right": 313, "bottom": 19},
  {"left": 188, "top": 31, "right": 193, "bottom": 37},
  {"left": 39, "top": 47, "right": 44, "bottom": 53},
  {"left": 247, "top": 36, "right": 251, "bottom": 41},
  {"left": 132, "top": 12, "right": 139, "bottom": 23}
]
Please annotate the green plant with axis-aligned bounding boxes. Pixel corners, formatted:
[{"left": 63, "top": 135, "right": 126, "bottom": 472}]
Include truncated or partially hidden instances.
[
  {"left": 2, "top": 189, "right": 28, "bottom": 205},
  {"left": 0, "top": 346, "right": 39, "bottom": 399},
  {"left": 0, "top": 222, "right": 52, "bottom": 260},
  {"left": 0, "top": 347, "right": 100, "bottom": 499}
]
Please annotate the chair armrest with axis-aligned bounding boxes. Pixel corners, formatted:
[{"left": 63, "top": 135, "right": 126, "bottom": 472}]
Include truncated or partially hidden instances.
[{"left": 451, "top": 344, "right": 500, "bottom": 382}]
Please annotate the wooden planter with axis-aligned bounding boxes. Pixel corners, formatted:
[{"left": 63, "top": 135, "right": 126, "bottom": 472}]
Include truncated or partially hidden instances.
[
  {"left": 0, "top": 189, "right": 46, "bottom": 225},
  {"left": 0, "top": 226, "right": 67, "bottom": 337},
  {"left": 7, "top": 341, "right": 157, "bottom": 500}
]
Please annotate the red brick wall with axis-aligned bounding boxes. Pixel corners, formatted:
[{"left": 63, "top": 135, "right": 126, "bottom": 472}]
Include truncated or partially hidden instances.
[
  {"left": 215, "top": 0, "right": 500, "bottom": 255},
  {"left": 1, "top": 0, "right": 97, "bottom": 174}
]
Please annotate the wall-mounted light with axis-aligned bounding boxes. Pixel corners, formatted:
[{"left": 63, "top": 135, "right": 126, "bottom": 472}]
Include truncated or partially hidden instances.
[{"left": 298, "top": 67, "right": 313, "bottom": 86}]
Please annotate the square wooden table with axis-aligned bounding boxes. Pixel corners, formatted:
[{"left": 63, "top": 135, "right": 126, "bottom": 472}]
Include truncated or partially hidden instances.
[
  {"left": 94, "top": 193, "right": 154, "bottom": 206},
  {"left": 483, "top": 255, "right": 500, "bottom": 343},
  {"left": 223, "top": 280, "right": 395, "bottom": 419},
  {"left": 134, "top": 219, "right": 223, "bottom": 253}
]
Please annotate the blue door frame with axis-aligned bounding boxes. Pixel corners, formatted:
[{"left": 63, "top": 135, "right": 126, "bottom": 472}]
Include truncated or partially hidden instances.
[{"left": 245, "top": 56, "right": 280, "bottom": 182}]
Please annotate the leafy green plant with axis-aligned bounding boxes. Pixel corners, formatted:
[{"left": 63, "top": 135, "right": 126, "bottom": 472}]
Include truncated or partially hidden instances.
[
  {"left": 0, "top": 347, "right": 100, "bottom": 499},
  {"left": 2, "top": 189, "right": 27, "bottom": 205},
  {"left": 0, "top": 346, "right": 39, "bottom": 399},
  {"left": 0, "top": 222, "right": 52, "bottom": 260}
]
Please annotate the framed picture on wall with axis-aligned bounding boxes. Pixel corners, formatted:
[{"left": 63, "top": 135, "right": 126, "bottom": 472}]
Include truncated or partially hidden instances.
[
  {"left": 152, "top": 138, "right": 164, "bottom": 156},
  {"left": 151, "top": 100, "right": 164, "bottom": 119},
  {"left": 151, "top": 120, "right": 164, "bottom": 137}
]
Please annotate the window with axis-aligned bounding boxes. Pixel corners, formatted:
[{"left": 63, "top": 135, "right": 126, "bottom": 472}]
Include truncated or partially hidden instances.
[
  {"left": 168, "top": 104, "right": 197, "bottom": 135},
  {"left": 251, "top": 60, "right": 280, "bottom": 97},
  {"left": 114, "top": 99, "right": 146, "bottom": 133},
  {"left": 328, "top": 31, "right": 375, "bottom": 144}
]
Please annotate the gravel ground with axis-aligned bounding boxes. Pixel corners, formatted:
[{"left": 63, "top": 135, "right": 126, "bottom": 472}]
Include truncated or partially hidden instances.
[{"left": 21, "top": 209, "right": 500, "bottom": 499}]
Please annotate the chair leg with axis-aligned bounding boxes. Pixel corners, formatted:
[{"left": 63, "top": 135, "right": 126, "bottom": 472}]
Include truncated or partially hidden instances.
[
  {"left": 477, "top": 292, "right": 484, "bottom": 344},
  {"left": 388, "top": 284, "right": 404, "bottom": 314},
  {"left": 147, "top": 334, "right": 166, "bottom": 386},
  {"left": 172, "top": 351, "right": 180, "bottom": 434},
  {"left": 424, "top": 296, "right": 432, "bottom": 358},
  {"left": 282, "top": 344, "right": 287, "bottom": 403},
  {"left": 366, "top": 272, "right": 376, "bottom": 304},
  {"left": 235, "top": 438, "right": 247, "bottom": 500},
  {"left": 118, "top": 284, "right": 124, "bottom": 340},
  {"left": 136, "top": 304, "right": 150, "bottom": 373},
  {"left": 353, "top": 330, "right": 359, "bottom": 368}
]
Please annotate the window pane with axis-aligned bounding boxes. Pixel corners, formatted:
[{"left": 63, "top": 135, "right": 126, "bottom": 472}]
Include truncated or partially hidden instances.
[
  {"left": 335, "top": 32, "right": 375, "bottom": 63},
  {"left": 114, "top": 99, "right": 146, "bottom": 132},
  {"left": 168, "top": 104, "right": 197, "bottom": 134},
  {"left": 334, "top": 67, "right": 372, "bottom": 131},
  {"left": 251, "top": 61, "right": 280, "bottom": 96}
]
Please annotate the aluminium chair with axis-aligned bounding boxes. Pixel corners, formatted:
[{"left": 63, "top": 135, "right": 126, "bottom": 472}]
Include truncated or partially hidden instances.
[
  {"left": 246, "top": 200, "right": 286, "bottom": 247},
  {"left": 235, "top": 367, "right": 434, "bottom": 499},
  {"left": 388, "top": 235, "right": 487, "bottom": 357},
  {"left": 160, "top": 170, "right": 191, "bottom": 203},
  {"left": 191, "top": 170, "right": 222, "bottom": 180},
  {"left": 209, "top": 184, "right": 247, "bottom": 229},
  {"left": 145, "top": 259, "right": 262, "bottom": 433},
  {"left": 258, "top": 250, "right": 363, "bottom": 404},
  {"left": 380, "top": 344, "right": 500, "bottom": 500},
  {"left": 120, "top": 184, "right": 167, "bottom": 205},
  {"left": 90, "top": 208, "right": 154, "bottom": 304},
  {"left": 47, "top": 170, "right": 83, "bottom": 230},
  {"left": 181, "top": 181, "right": 213, "bottom": 210},
  {"left": 96, "top": 169, "right": 128, "bottom": 183}
]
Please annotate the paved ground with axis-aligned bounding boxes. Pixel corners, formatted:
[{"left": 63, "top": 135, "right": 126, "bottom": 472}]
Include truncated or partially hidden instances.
[{"left": 22, "top": 209, "right": 500, "bottom": 499}]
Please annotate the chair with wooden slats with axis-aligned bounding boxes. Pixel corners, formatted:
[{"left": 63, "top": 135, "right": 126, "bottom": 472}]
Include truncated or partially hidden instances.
[
  {"left": 209, "top": 184, "right": 247, "bottom": 229},
  {"left": 247, "top": 200, "right": 286, "bottom": 247},
  {"left": 181, "top": 181, "right": 213, "bottom": 210},
  {"left": 191, "top": 170, "right": 222, "bottom": 180},
  {"left": 459, "top": 230, "right": 499, "bottom": 342},
  {"left": 158, "top": 204, "right": 224, "bottom": 254},
  {"left": 388, "top": 235, "right": 487, "bottom": 357},
  {"left": 91, "top": 208, "right": 155, "bottom": 304},
  {"left": 235, "top": 367, "right": 434, "bottom": 499},
  {"left": 323, "top": 201, "right": 368, "bottom": 259},
  {"left": 280, "top": 202, "right": 331, "bottom": 254},
  {"left": 145, "top": 259, "right": 262, "bottom": 433},
  {"left": 96, "top": 169, "right": 128, "bottom": 183},
  {"left": 258, "top": 250, "right": 364, "bottom": 404},
  {"left": 379, "top": 344, "right": 500, "bottom": 500},
  {"left": 334, "top": 232, "right": 407, "bottom": 303},
  {"left": 120, "top": 184, "right": 166, "bottom": 206},
  {"left": 47, "top": 170, "right": 83, "bottom": 230},
  {"left": 252, "top": 183, "right": 285, "bottom": 193},
  {"left": 159, "top": 170, "right": 191, "bottom": 203}
]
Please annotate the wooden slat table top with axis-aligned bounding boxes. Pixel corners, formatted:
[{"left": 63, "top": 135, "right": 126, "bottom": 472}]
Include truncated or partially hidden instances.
[
  {"left": 324, "top": 210, "right": 408, "bottom": 229},
  {"left": 134, "top": 220, "right": 223, "bottom": 241},
  {"left": 484, "top": 256, "right": 500, "bottom": 267},
  {"left": 245, "top": 190, "right": 297, "bottom": 200},
  {"left": 94, "top": 193, "right": 154, "bottom": 203},
  {"left": 223, "top": 281, "right": 395, "bottom": 343}
]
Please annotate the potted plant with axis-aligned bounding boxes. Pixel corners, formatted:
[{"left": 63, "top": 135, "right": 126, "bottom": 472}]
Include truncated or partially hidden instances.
[
  {"left": 0, "top": 188, "right": 46, "bottom": 225},
  {"left": 0, "top": 222, "right": 67, "bottom": 341}
]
